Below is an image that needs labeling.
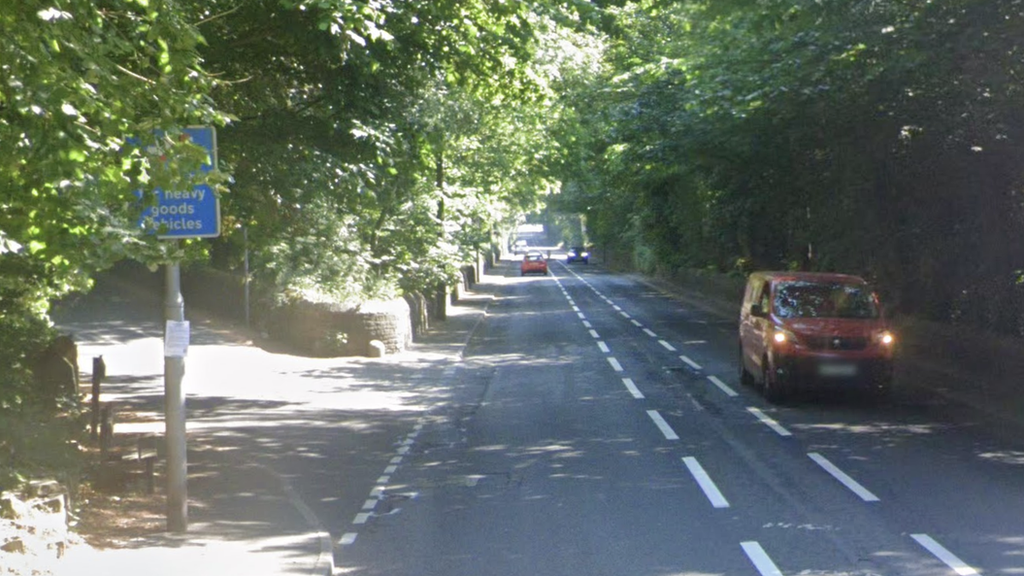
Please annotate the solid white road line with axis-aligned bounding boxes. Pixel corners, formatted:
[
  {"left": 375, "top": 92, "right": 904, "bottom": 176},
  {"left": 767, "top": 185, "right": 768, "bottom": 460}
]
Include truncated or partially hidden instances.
[
  {"left": 646, "top": 410, "right": 679, "bottom": 440},
  {"left": 680, "top": 355, "right": 703, "bottom": 370},
  {"left": 707, "top": 375, "right": 738, "bottom": 397},
  {"left": 659, "top": 340, "right": 677, "bottom": 352},
  {"left": 911, "top": 534, "right": 979, "bottom": 575},
  {"left": 747, "top": 407, "right": 793, "bottom": 437},
  {"left": 622, "top": 378, "right": 644, "bottom": 399},
  {"left": 597, "top": 341, "right": 610, "bottom": 353},
  {"left": 808, "top": 452, "right": 880, "bottom": 502},
  {"left": 643, "top": 328, "right": 658, "bottom": 338},
  {"left": 607, "top": 357, "right": 624, "bottom": 372},
  {"left": 741, "top": 541, "right": 784, "bottom": 576},
  {"left": 682, "top": 457, "right": 730, "bottom": 508}
]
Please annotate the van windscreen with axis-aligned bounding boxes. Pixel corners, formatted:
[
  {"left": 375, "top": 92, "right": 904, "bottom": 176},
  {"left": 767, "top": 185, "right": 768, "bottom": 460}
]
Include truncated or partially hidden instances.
[{"left": 773, "top": 282, "right": 879, "bottom": 319}]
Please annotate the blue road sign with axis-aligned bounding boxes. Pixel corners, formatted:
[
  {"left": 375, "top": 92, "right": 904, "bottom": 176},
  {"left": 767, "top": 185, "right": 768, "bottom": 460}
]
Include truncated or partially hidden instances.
[{"left": 139, "top": 126, "right": 221, "bottom": 238}]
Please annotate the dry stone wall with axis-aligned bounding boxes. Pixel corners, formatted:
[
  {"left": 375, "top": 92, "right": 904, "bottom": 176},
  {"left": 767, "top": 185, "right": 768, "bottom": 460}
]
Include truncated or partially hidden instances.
[{"left": 267, "top": 297, "right": 412, "bottom": 357}]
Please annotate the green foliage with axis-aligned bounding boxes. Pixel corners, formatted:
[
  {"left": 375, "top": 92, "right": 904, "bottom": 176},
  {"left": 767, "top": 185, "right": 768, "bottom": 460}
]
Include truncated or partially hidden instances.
[{"left": 548, "top": 0, "right": 1024, "bottom": 334}]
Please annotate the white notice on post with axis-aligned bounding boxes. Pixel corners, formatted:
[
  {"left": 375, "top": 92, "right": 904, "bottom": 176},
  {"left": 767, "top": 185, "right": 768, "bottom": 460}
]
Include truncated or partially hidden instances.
[{"left": 165, "top": 320, "right": 190, "bottom": 357}]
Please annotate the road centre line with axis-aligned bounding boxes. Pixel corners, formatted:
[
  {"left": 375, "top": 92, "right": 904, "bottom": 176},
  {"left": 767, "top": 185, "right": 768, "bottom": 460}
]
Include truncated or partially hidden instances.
[
  {"left": 620, "top": 311, "right": 631, "bottom": 318},
  {"left": 607, "top": 357, "right": 624, "bottom": 372},
  {"left": 659, "top": 340, "right": 677, "bottom": 351},
  {"left": 911, "top": 534, "right": 979, "bottom": 575},
  {"left": 646, "top": 410, "right": 680, "bottom": 440},
  {"left": 583, "top": 320, "right": 593, "bottom": 328},
  {"left": 741, "top": 541, "right": 784, "bottom": 576},
  {"left": 682, "top": 457, "right": 730, "bottom": 508},
  {"left": 683, "top": 340, "right": 707, "bottom": 345},
  {"left": 362, "top": 499, "right": 378, "bottom": 510},
  {"left": 572, "top": 305, "right": 580, "bottom": 312},
  {"left": 597, "top": 341, "right": 610, "bottom": 353},
  {"left": 679, "top": 355, "right": 703, "bottom": 370},
  {"left": 339, "top": 533, "right": 358, "bottom": 546},
  {"left": 622, "top": 378, "right": 644, "bottom": 399},
  {"left": 707, "top": 375, "right": 738, "bottom": 397},
  {"left": 747, "top": 407, "right": 793, "bottom": 437},
  {"left": 589, "top": 329, "right": 600, "bottom": 338},
  {"left": 808, "top": 453, "right": 879, "bottom": 502},
  {"left": 578, "top": 312, "right": 586, "bottom": 319},
  {"left": 353, "top": 512, "right": 371, "bottom": 525},
  {"left": 631, "top": 320, "right": 642, "bottom": 327},
  {"left": 643, "top": 328, "right": 658, "bottom": 338}
]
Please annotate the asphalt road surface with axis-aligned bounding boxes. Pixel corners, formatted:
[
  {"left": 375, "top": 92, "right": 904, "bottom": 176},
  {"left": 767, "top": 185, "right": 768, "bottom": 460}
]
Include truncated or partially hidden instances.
[{"left": 307, "top": 255, "right": 1024, "bottom": 576}]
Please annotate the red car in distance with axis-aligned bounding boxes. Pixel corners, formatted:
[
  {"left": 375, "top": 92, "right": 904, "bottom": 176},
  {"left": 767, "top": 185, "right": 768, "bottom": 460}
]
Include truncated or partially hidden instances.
[{"left": 520, "top": 251, "right": 548, "bottom": 276}]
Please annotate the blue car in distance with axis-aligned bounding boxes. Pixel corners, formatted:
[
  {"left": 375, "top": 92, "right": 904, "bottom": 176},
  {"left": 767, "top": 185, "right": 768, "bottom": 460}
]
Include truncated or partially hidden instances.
[{"left": 566, "top": 246, "right": 589, "bottom": 264}]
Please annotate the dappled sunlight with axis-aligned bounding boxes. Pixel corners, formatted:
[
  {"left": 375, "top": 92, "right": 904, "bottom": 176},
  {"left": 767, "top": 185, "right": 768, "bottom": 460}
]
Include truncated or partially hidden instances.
[
  {"left": 977, "top": 451, "right": 1024, "bottom": 465},
  {"left": 795, "top": 421, "right": 942, "bottom": 437},
  {"left": 760, "top": 522, "right": 837, "bottom": 531}
]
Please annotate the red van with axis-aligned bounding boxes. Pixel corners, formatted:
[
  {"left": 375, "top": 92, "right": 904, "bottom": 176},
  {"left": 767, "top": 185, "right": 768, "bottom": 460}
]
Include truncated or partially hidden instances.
[{"left": 738, "top": 271, "right": 895, "bottom": 402}]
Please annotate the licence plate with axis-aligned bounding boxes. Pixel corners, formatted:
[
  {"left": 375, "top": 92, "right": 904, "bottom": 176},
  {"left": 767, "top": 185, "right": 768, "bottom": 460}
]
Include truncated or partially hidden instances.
[{"left": 819, "top": 362, "right": 858, "bottom": 377}]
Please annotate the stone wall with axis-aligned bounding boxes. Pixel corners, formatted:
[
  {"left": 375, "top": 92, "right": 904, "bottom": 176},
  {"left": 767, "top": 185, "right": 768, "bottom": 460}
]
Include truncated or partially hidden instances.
[{"left": 266, "top": 297, "right": 413, "bottom": 357}]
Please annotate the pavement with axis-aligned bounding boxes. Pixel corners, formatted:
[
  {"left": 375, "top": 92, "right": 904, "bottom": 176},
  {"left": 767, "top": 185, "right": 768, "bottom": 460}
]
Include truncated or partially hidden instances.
[{"left": 42, "top": 271, "right": 494, "bottom": 576}]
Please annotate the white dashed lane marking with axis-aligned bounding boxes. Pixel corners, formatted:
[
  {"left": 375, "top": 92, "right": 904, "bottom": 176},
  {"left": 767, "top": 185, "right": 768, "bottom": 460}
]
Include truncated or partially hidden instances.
[
  {"left": 741, "top": 542, "right": 783, "bottom": 576},
  {"left": 808, "top": 452, "right": 880, "bottom": 502},
  {"left": 747, "top": 407, "right": 792, "bottom": 437},
  {"left": 707, "top": 375, "right": 737, "bottom": 397},
  {"left": 621, "top": 378, "right": 644, "bottom": 399},
  {"left": 911, "top": 534, "right": 979, "bottom": 575},
  {"left": 682, "top": 457, "right": 730, "bottom": 508},
  {"left": 646, "top": 410, "right": 679, "bottom": 440},
  {"left": 679, "top": 355, "right": 702, "bottom": 370}
]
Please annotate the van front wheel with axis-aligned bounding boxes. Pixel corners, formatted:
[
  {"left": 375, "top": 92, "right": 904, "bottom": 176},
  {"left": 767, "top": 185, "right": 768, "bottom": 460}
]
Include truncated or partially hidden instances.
[
  {"left": 762, "top": 362, "right": 787, "bottom": 404},
  {"left": 738, "top": 346, "right": 754, "bottom": 387}
]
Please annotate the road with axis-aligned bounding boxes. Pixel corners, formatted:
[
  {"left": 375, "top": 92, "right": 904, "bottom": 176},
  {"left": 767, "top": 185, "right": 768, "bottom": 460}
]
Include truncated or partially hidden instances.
[
  {"left": 53, "top": 253, "right": 1024, "bottom": 575},
  {"left": 324, "top": 254, "right": 1024, "bottom": 576}
]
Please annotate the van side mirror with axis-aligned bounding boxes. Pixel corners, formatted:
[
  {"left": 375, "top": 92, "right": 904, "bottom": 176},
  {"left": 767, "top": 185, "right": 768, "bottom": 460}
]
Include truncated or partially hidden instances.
[{"left": 750, "top": 304, "right": 766, "bottom": 318}]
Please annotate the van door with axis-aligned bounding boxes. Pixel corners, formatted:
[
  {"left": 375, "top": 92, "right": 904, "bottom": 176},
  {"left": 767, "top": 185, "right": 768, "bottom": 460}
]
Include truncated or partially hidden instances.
[
  {"left": 739, "top": 279, "right": 765, "bottom": 371},
  {"left": 741, "top": 280, "right": 772, "bottom": 375}
]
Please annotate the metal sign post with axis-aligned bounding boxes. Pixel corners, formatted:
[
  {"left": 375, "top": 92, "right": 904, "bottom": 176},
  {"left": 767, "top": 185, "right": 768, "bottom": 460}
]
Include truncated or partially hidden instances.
[
  {"left": 137, "top": 126, "right": 220, "bottom": 533},
  {"left": 164, "top": 264, "right": 188, "bottom": 532}
]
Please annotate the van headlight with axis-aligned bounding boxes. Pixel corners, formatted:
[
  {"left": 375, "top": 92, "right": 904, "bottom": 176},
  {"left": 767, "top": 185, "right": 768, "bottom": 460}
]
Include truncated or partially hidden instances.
[
  {"left": 876, "top": 330, "right": 895, "bottom": 346},
  {"left": 772, "top": 327, "right": 798, "bottom": 346}
]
